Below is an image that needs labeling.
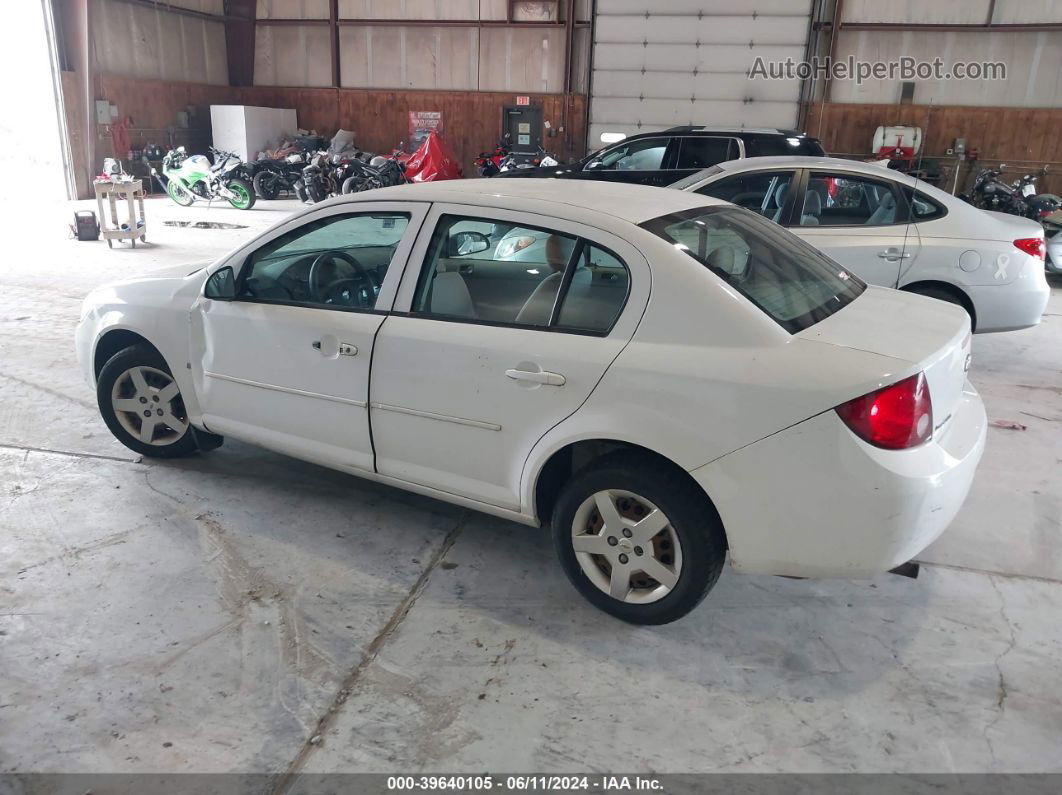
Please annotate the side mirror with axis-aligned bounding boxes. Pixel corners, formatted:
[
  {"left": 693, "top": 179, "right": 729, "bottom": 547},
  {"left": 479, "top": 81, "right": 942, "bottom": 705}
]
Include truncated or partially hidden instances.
[
  {"left": 449, "top": 230, "right": 490, "bottom": 257},
  {"left": 204, "top": 266, "right": 236, "bottom": 300}
]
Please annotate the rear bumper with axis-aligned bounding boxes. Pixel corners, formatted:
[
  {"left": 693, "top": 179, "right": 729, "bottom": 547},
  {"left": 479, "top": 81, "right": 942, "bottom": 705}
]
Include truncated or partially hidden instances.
[
  {"left": 691, "top": 380, "right": 986, "bottom": 578},
  {"left": 1046, "top": 234, "right": 1062, "bottom": 274},
  {"left": 966, "top": 260, "right": 1050, "bottom": 332}
]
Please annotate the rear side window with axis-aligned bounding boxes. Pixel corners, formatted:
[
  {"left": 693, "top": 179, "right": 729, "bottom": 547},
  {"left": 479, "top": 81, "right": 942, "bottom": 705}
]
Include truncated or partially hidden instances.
[
  {"left": 641, "top": 207, "right": 865, "bottom": 333},
  {"left": 411, "top": 214, "right": 630, "bottom": 334},
  {"left": 903, "top": 189, "right": 948, "bottom": 221},
  {"left": 801, "top": 173, "right": 902, "bottom": 227},
  {"left": 676, "top": 137, "right": 739, "bottom": 170},
  {"left": 745, "top": 136, "right": 826, "bottom": 157}
]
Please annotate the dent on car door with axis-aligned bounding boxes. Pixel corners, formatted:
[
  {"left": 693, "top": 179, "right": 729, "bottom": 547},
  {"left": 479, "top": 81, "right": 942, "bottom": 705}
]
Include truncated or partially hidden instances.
[
  {"left": 190, "top": 203, "right": 427, "bottom": 472},
  {"left": 369, "top": 204, "right": 649, "bottom": 511},
  {"left": 788, "top": 170, "right": 914, "bottom": 288}
]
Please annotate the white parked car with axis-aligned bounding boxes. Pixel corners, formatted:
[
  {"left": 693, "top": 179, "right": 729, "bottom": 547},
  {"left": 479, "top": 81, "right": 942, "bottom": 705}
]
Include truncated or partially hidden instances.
[
  {"left": 77, "top": 180, "right": 986, "bottom": 624},
  {"left": 671, "top": 156, "right": 1050, "bottom": 332}
]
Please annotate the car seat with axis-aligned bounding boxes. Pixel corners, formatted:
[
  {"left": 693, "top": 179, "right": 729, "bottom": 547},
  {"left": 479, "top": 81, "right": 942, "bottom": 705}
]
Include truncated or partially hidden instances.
[
  {"left": 429, "top": 271, "right": 476, "bottom": 318},
  {"left": 866, "top": 191, "right": 896, "bottom": 225}
]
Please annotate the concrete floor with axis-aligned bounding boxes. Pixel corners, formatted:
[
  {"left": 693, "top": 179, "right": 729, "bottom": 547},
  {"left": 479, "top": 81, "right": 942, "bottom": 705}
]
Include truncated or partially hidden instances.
[{"left": 1, "top": 196, "right": 1060, "bottom": 778}]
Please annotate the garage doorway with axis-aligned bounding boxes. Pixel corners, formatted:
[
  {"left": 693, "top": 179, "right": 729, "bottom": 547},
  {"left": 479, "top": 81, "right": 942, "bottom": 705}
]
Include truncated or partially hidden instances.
[{"left": 0, "top": 1, "right": 73, "bottom": 208}]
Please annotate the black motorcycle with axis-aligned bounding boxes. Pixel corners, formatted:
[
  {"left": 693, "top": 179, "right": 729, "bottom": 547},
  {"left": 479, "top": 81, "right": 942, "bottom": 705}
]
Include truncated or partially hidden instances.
[
  {"left": 251, "top": 154, "right": 305, "bottom": 200},
  {"left": 967, "top": 165, "right": 1061, "bottom": 220},
  {"left": 340, "top": 154, "right": 407, "bottom": 194},
  {"left": 295, "top": 152, "right": 346, "bottom": 203}
]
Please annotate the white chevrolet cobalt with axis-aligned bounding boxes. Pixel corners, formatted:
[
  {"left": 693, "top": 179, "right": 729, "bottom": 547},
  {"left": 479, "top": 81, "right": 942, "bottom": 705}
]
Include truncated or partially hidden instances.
[
  {"left": 672, "top": 156, "right": 1050, "bottom": 332},
  {"left": 77, "top": 180, "right": 986, "bottom": 624}
]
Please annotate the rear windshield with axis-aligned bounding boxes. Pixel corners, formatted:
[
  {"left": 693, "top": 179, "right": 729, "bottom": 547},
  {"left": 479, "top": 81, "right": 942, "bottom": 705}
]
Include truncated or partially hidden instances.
[{"left": 641, "top": 207, "right": 865, "bottom": 333}]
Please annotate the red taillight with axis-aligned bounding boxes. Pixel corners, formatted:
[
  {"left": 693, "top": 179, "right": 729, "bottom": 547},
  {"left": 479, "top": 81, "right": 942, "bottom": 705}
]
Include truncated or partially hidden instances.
[
  {"left": 835, "top": 373, "right": 933, "bottom": 450},
  {"left": 1013, "top": 237, "right": 1045, "bottom": 261}
]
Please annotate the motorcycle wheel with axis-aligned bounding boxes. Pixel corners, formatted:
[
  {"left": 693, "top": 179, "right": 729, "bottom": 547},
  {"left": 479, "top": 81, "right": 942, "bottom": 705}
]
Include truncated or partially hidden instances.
[
  {"left": 166, "top": 180, "right": 195, "bottom": 207},
  {"left": 341, "top": 176, "right": 367, "bottom": 194},
  {"left": 306, "top": 183, "right": 326, "bottom": 203},
  {"left": 226, "top": 178, "right": 256, "bottom": 210},
  {"left": 253, "top": 171, "right": 280, "bottom": 200}
]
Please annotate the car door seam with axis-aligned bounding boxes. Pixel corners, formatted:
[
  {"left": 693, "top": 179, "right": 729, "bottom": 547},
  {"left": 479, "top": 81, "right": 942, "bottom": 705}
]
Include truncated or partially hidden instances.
[{"left": 367, "top": 205, "right": 433, "bottom": 474}]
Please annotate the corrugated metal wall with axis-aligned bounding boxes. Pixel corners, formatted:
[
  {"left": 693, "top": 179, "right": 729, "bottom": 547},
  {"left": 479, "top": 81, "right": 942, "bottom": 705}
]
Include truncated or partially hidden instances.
[
  {"left": 253, "top": 0, "right": 585, "bottom": 93},
  {"left": 831, "top": 0, "right": 1062, "bottom": 106},
  {"left": 587, "top": 0, "right": 813, "bottom": 146},
  {"left": 90, "top": 0, "right": 228, "bottom": 85}
]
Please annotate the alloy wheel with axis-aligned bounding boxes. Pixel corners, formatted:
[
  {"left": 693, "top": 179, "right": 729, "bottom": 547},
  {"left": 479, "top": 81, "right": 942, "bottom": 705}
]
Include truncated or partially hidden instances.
[
  {"left": 571, "top": 489, "right": 683, "bottom": 604},
  {"left": 110, "top": 366, "right": 188, "bottom": 446}
]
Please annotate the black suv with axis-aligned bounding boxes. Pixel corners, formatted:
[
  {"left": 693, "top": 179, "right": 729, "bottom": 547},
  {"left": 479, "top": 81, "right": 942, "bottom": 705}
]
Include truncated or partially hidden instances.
[{"left": 499, "top": 127, "right": 826, "bottom": 187}]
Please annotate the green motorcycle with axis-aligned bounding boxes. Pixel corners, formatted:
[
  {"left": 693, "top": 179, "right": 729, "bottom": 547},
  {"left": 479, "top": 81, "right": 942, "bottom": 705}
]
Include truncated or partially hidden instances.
[{"left": 152, "top": 146, "right": 256, "bottom": 210}]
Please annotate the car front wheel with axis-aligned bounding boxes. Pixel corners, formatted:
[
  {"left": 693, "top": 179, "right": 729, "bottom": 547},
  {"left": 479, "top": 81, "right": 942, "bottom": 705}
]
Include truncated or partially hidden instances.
[
  {"left": 97, "top": 345, "right": 199, "bottom": 458},
  {"left": 552, "top": 453, "right": 727, "bottom": 624}
]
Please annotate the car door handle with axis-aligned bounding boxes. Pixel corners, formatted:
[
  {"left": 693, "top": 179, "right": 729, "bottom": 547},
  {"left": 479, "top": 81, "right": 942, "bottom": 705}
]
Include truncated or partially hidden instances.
[
  {"left": 312, "top": 340, "right": 358, "bottom": 356},
  {"left": 506, "top": 368, "right": 566, "bottom": 386},
  {"left": 878, "top": 249, "right": 912, "bottom": 260}
]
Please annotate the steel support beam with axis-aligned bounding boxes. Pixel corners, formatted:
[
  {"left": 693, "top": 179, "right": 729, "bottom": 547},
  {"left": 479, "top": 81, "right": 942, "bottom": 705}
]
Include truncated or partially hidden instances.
[
  {"left": 815, "top": 21, "right": 1062, "bottom": 33},
  {"left": 109, "top": 0, "right": 234, "bottom": 23},
  {"left": 224, "top": 0, "right": 256, "bottom": 87}
]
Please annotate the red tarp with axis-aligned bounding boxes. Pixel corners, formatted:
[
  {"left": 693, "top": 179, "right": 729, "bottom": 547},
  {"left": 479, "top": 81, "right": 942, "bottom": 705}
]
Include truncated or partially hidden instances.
[{"left": 400, "top": 131, "right": 463, "bottom": 182}]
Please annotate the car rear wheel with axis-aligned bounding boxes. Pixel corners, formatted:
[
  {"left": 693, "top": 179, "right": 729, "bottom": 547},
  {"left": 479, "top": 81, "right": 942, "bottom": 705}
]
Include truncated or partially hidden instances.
[
  {"left": 97, "top": 345, "right": 199, "bottom": 458},
  {"left": 552, "top": 453, "right": 727, "bottom": 624}
]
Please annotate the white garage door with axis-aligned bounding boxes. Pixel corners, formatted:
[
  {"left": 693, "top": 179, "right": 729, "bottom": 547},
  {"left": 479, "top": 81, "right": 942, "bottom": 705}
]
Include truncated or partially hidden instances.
[{"left": 588, "top": 0, "right": 813, "bottom": 147}]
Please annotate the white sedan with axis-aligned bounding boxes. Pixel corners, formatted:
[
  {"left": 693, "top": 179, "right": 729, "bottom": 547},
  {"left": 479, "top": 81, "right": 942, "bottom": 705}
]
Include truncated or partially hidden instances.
[
  {"left": 671, "top": 156, "right": 1051, "bottom": 332},
  {"left": 76, "top": 180, "right": 986, "bottom": 624}
]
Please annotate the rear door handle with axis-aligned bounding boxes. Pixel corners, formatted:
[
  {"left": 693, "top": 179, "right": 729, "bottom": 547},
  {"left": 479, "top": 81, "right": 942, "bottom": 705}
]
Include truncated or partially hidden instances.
[
  {"left": 878, "top": 248, "right": 911, "bottom": 260},
  {"left": 506, "top": 368, "right": 566, "bottom": 386}
]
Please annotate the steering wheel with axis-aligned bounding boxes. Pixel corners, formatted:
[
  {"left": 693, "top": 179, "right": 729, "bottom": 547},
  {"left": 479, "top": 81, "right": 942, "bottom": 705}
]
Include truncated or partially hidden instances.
[{"left": 308, "top": 250, "right": 377, "bottom": 305}]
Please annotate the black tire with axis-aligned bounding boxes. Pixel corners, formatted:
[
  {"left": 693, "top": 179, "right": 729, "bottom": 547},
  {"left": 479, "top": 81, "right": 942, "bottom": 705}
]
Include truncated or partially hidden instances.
[
  {"left": 253, "top": 170, "right": 280, "bottom": 200},
  {"left": 306, "top": 182, "right": 325, "bottom": 203},
  {"left": 551, "top": 452, "right": 727, "bottom": 625},
  {"left": 341, "top": 175, "right": 364, "bottom": 194},
  {"left": 97, "top": 345, "right": 200, "bottom": 458}
]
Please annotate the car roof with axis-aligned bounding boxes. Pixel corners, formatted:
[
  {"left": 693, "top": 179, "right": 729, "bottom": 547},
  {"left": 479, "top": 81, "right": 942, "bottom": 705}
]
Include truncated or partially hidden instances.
[
  {"left": 712, "top": 155, "right": 895, "bottom": 174},
  {"left": 661, "top": 126, "right": 806, "bottom": 137},
  {"left": 340, "top": 178, "right": 723, "bottom": 225}
]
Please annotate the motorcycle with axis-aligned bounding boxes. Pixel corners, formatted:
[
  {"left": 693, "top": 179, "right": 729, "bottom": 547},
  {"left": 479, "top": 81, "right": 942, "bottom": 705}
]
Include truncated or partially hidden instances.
[
  {"left": 498, "top": 145, "right": 560, "bottom": 172},
  {"left": 294, "top": 152, "right": 342, "bottom": 203},
  {"left": 340, "top": 154, "right": 408, "bottom": 194},
  {"left": 1014, "top": 167, "right": 1061, "bottom": 220},
  {"left": 251, "top": 153, "right": 306, "bottom": 200},
  {"left": 152, "top": 146, "right": 256, "bottom": 210},
  {"left": 967, "top": 165, "right": 1061, "bottom": 220},
  {"left": 474, "top": 139, "right": 510, "bottom": 177}
]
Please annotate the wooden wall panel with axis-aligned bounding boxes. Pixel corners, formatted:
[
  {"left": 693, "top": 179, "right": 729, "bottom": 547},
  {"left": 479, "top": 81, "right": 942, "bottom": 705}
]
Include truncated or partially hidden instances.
[
  {"left": 806, "top": 102, "right": 1062, "bottom": 194},
  {"left": 94, "top": 75, "right": 588, "bottom": 172}
]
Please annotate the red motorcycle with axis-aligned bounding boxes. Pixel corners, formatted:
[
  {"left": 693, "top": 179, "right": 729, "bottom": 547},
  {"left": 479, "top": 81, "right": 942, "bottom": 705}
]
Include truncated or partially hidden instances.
[{"left": 474, "top": 138, "right": 511, "bottom": 177}]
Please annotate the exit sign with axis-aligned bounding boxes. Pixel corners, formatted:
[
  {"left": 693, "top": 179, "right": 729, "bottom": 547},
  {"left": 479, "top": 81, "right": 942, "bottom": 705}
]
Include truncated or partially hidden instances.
[{"left": 516, "top": 95, "right": 530, "bottom": 106}]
